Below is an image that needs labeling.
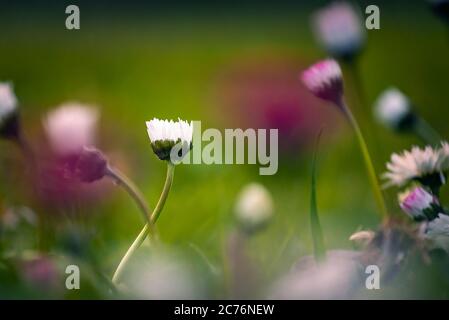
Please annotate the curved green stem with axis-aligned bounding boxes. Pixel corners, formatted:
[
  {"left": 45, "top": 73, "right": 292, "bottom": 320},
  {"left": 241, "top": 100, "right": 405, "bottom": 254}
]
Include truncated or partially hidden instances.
[
  {"left": 111, "top": 161, "right": 175, "bottom": 285},
  {"left": 111, "top": 224, "right": 149, "bottom": 285},
  {"left": 310, "top": 129, "right": 326, "bottom": 262},
  {"left": 106, "top": 166, "right": 153, "bottom": 228},
  {"left": 340, "top": 100, "right": 389, "bottom": 219}
]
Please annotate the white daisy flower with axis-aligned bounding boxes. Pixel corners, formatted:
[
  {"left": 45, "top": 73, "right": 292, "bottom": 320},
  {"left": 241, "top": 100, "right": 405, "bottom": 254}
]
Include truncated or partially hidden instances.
[
  {"left": 383, "top": 143, "right": 449, "bottom": 187},
  {"left": 425, "top": 213, "right": 449, "bottom": 252},
  {"left": 43, "top": 102, "right": 99, "bottom": 156},
  {"left": 146, "top": 118, "right": 193, "bottom": 161},
  {"left": 313, "top": 1, "right": 365, "bottom": 60},
  {"left": 374, "top": 88, "right": 414, "bottom": 131},
  {"left": 234, "top": 183, "right": 274, "bottom": 232},
  {"left": 0, "top": 83, "right": 18, "bottom": 129}
]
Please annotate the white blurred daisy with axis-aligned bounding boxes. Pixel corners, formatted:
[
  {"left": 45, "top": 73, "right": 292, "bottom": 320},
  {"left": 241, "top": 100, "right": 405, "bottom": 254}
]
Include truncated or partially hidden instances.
[
  {"left": 270, "top": 250, "right": 363, "bottom": 299},
  {"left": 234, "top": 183, "right": 274, "bottom": 232},
  {"left": 146, "top": 118, "right": 193, "bottom": 161},
  {"left": 427, "top": 213, "right": 449, "bottom": 236},
  {"left": 313, "top": 1, "right": 365, "bottom": 60},
  {"left": 0, "top": 83, "right": 18, "bottom": 127},
  {"left": 425, "top": 213, "right": 449, "bottom": 252},
  {"left": 126, "top": 250, "right": 204, "bottom": 299},
  {"left": 374, "top": 88, "right": 413, "bottom": 131},
  {"left": 43, "top": 102, "right": 99, "bottom": 156},
  {"left": 383, "top": 143, "right": 449, "bottom": 187}
]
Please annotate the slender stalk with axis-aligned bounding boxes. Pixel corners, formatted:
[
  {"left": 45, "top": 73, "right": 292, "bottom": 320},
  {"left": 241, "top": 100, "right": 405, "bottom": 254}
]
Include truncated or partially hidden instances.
[
  {"left": 111, "top": 161, "right": 175, "bottom": 285},
  {"left": 105, "top": 166, "right": 152, "bottom": 227},
  {"left": 413, "top": 117, "right": 442, "bottom": 146},
  {"left": 310, "top": 129, "right": 326, "bottom": 262},
  {"left": 345, "top": 60, "right": 381, "bottom": 157},
  {"left": 15, "top": 132, "right": 37, "bottom": 168},
  {"left": 345, "top": 60, "right": 366, "bottom": 111},
  {"left": 339, "top": 100, "right": 389, "bottom": 218},
  {"left": 111, "top": 224, "right": 149, "bottom": 285},
  {"left": 13, "top": 132, "right": 44, "bottom": 249}
]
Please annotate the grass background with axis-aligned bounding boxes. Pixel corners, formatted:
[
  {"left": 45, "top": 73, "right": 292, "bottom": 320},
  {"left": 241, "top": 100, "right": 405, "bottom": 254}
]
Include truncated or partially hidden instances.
[{"left": 1, "top": 0, "right": 449, "bottom": 298}]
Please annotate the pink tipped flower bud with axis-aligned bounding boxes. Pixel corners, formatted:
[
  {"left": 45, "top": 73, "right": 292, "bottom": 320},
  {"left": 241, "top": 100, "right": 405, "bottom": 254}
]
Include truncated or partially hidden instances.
[
  {"left": 399, "top": 187, "right": 440, "bottom": 221},
  {"left": 300, "top": 59, "right": 344, "bottom": 106}
]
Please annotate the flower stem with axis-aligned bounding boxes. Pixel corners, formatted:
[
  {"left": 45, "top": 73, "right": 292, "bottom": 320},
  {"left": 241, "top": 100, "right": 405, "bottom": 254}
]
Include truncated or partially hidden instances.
[
  {"left": 111, "top": 161, "right": 175, "bottom": 285},
  {"left": 340, "top": 100, "right": 389, "bottom": 219},
  {"left": 310, "top": 129, "right": 326, "bottom": 262},
  {"left": 105, "top": 166, "right": 153, "bottom": 228},
  {"left": 413, "top": 117, "right": 442, "bottom": 146},
  {"left": 111, "top": 224, "right": 149, "bottom": 285},
  {"left": 15, "top": 132, "right": 37, "bottom": 168}
]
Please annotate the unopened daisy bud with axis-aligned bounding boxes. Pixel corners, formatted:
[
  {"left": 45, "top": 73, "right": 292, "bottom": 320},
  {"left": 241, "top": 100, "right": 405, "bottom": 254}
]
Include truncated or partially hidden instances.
[
  {"left": 301, "top": 59, "right": 344, "bottom": 106},
  {"left": 235, "top": 183, "right": 274, "bottom": 232},
  {"left": 146, "top": 118, "right": 193, "bottom": 162},
  {"left": 0, "top": 82, "right": 19, "bottom": 139},
  {"left": 313, "top": 2, "right": 365, "bottom": 61},
  {"left": 43, "top": 103, "right": 98, "bottom": 156},
  {"left": 374, "top": 88, "right": 415, "bottom": 132},
  {"left": 74, "top": 146, "right": 108, "bottom": 183},
  {"left": 349, "top": 230, "right": 375, "bottom": 247},
  {"left": 399, "top": 187, "right": 440, "bottom": 221}
]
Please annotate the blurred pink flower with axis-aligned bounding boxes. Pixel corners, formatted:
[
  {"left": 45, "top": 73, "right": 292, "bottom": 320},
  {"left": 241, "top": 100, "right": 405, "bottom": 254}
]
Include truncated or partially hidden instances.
[
  {"left": 19, "top": 254, "right": 60, "bottom": 291},
  {"left": 43, "top": 102, "right": 99, "bottom": 156},
  {"left": 216, "top": 56, "right": 338, "bottom": 154}
]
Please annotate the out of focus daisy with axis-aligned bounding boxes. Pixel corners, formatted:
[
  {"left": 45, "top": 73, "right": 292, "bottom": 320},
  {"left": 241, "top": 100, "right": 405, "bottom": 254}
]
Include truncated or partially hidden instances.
[
  {"left": 383, "top": 143, "right": 449, "bottom": 190},
  {"left": 0, "top": 82, "right": 19, "bottom": 139},
  {"left": 427, "top": 213, "right": 449, "bottom": 237},
  {"left": 126, "top": 250, "right": 204, "bottom": 299},
  {"left": 270, "top": 250, "right": 364, "bottom": 299},
  {"left": 43, "top": 102, "right": 98, "bottom": 156},
  {"left": 374, "top": 88, "right": 415, "bottom": 132},
  {"left": 313, "top": 1, "right": 365, "bottom": 61},
  {"left": 146, "top": 118, "right": 193, "bottom": 162},
  {"left": 374, "top": 88, "right": 441, "bottom": 144},
  {"left": 425, "top": 213, "right": 449, "bottom": 252},
  {"left": 234, "top": 183, "right": 274, "bottom": 232}
]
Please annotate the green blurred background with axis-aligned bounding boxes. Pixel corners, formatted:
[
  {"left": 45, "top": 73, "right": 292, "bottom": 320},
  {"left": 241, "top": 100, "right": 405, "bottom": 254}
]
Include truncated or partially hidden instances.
[{"left": 1, "top": 0, "right": 449, "bottom": 298}]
